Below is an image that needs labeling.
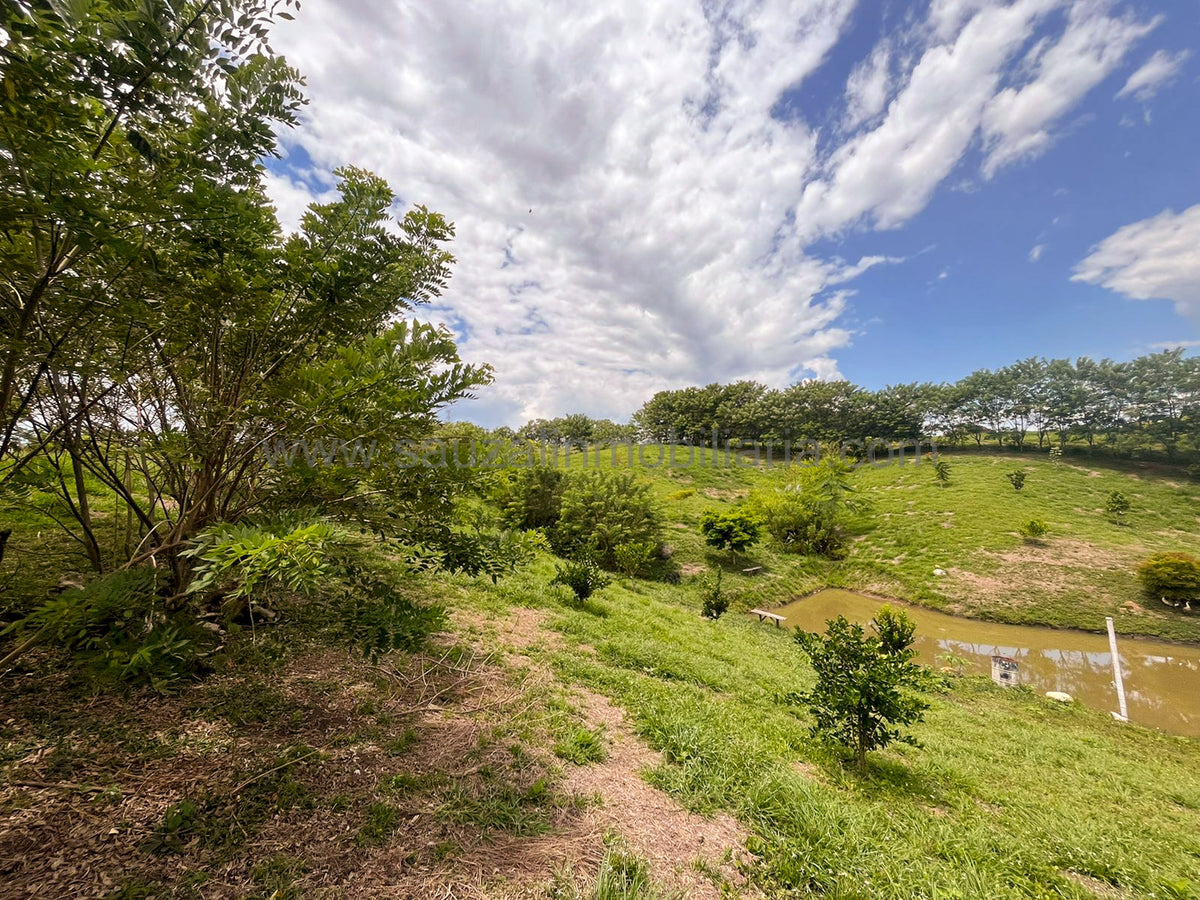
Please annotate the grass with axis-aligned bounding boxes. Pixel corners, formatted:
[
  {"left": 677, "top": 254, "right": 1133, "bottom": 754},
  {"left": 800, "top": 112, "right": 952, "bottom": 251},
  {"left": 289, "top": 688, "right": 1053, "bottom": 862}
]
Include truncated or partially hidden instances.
[
  {"left": 553, "top": 445, "right": 1200, "bottom": 642},
  {"left": 4, "top": 447, "right": 1199, "bottom": 897},
  {"left": 451, "top": 553, "right": 1200, "bottom": 899}
]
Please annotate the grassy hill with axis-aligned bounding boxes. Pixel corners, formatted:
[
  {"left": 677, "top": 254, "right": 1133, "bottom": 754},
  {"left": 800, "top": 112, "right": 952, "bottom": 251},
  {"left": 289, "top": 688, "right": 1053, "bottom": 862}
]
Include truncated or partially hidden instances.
[
  {"left": 2, "top": 448, "right": 1199, "bottom": 898},
  {"left": 566, "top": 445, "right": 1200, "bottom": 642}
]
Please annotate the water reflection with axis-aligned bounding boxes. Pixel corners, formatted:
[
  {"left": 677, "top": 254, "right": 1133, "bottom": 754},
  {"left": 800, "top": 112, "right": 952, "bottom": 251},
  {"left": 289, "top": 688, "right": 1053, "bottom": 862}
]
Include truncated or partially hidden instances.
[{"left": 774, "top": 589, "right": 1200, "bottom": 737}]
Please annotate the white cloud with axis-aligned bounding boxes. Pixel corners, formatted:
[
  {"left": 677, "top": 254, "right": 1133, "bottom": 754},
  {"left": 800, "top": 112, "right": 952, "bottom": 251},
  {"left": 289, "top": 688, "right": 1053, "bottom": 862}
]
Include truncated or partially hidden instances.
[
  {"left": 1029, "top": 243, "right": 1045, "bottom": 262},
  {"left": 1149, "top": 340, "right": 1200, "bottom": 350},
  {"left": 1116, "top": 48, "right": 1191, "bottom": 102},
  {"left": 1074, "top": 204, "right": 1200, "bottom": 319},
  {"left": 842, "top": 42, "right": 892, "bottom": 131},
  {"left": 264, "top": 0, "right": 1160, "bottom": 424},
  {"left": 980, "top": 2, "right": 1159, "bottom": 176}
]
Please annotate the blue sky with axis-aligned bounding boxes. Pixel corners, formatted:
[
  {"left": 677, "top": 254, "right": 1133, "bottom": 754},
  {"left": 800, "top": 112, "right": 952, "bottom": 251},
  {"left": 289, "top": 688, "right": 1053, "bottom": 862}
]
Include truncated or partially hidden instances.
[{"left": 265, "top": 0, "right": 1200, "bottom": 424}]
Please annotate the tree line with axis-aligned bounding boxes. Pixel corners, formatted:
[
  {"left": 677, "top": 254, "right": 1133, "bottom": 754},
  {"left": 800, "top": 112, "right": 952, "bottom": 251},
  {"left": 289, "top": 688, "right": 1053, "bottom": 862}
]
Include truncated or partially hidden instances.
[{"left": 623, "top": 352, "right": 1199, "bottom": 460}]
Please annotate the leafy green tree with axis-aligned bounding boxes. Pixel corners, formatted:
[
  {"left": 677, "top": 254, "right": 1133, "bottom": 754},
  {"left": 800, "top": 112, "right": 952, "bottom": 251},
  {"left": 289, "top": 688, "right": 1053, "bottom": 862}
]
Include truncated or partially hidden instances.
[
  {"left": 1006, "top": 470, "right": 1026, "bottom": 491},
  {"left": 1019, "top": 518, "right": 1048, "bottom": 542},
  {"left": 1104, "top": 490, "right": 1131, "bottom": 524},
  {"left": 549, "top": 471, "right": 660, "bottom": 569},
  {"left": 699, "top": 508, "right": 762, "bottom": 555},
  {"left": 791, "top": 606, "right": 929, "bottom": 772},
  {"left": 700, "top": 568, "right": 729, "bottom": 620},
  {"left": 550, "top": 558, "right": 611, "bottom": 604},
  {"left": 493, "top": 466, "right": 568, "bottom": 531}
]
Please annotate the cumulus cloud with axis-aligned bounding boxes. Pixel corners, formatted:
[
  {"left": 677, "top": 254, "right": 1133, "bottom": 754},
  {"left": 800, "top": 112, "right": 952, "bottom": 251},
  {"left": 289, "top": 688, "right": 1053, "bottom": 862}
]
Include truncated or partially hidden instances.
[
  {"left": 1073, "top": 204, "right": 1200, "bottom": 319},
  {"left": 264, "top": 0, "right": 1159, "bottom": 423},
  {"left": 1029, "top": 243, "right": 1045, "bottom": 262},
  {"left": 1116, "top": 48, "right": 1191, "bottom": 102}
]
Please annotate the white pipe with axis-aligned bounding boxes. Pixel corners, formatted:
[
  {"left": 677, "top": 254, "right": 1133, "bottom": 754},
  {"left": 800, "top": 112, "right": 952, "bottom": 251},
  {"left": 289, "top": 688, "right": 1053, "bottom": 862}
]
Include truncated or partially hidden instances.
[{"left": 1106, "top": 617, "right": 1129, "bottom": 723}]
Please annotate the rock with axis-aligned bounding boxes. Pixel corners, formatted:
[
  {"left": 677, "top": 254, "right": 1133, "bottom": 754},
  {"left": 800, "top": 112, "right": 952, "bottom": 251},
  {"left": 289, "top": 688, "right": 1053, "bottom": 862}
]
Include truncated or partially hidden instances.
[
  {"left": 1045, "top": 691, "right": 1073, "bottom": 703},
  {"left": 932, "top": 568, "right": 946, "bottom": 577}
]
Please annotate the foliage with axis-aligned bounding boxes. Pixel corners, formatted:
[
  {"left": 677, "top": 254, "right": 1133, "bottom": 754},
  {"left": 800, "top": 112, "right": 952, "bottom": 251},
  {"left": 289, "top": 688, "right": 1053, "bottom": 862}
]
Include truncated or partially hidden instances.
[
  {"left": 1048, "top": 446, "right": 1064, "bottom": 464},
  {"left": 185, "top": 522, "right": 338, "bottom": 601},
  {"left": 700, "top": 569, "right": 729, "bottom": 620},
  {"left": 699, "top": 508, "right": 762, "bottom": 555},
  {"left": 433, "top": 528, "right": 548, "bottom": 583},
  {"left": 493, "top": 466, "right": 568, "bottom": 531},
  {"left": 328, "top": 543, "right": 446, "bottom": 660},
  {"left": 1006, "top": 470, "right": 1027, "bottom": 491},
  {"left": 1136, "top": 552, "right": 1200, "bottom": 603},
  {"left": 933, "top": 460, "right": 952, "bottom": 487},
  {"left": 791, "top": 606, "right": 929, "bottom": 772},
  {"left": 750, "top": 460, "right": 861, "bottom": 558},
  {"left": 550, "top": 559, "right": 611, "bottom": 604},
  {"left": 1104, "top": 490, "right": 1131, "bottom": 523},
  {"left": 1, "top": 568, "right": 206, "bottom": 690},
  {"left": 613, "top": 540, "right": 656, "bottom": 578},
  {"left": 1018, "top": 518, "right": 1048, "bottom": 542},
  {"left": 548, "top": 471, "right": 661, "bottom": 570}
]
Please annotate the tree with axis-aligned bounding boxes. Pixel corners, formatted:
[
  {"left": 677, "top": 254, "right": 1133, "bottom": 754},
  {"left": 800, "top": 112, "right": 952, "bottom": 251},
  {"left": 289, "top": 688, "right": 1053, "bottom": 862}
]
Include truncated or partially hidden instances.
[
  {"left": 1104, "top": 490, "right": 1131, "bottom": 524},
  {"left": 699, "top": 508, "right": 761, "bottom": 555},
  {"left": 791, "top": 606, "right": 929, "bottom": 772},
  {"left": 934, "top": 460, "right": 951, "bottom": 487},
  {"left": 751, "top": 459, "right": 863, "bottom": 557},
  {"left": 1006, "top": 470, "right": 1026, "bottom": 491}
]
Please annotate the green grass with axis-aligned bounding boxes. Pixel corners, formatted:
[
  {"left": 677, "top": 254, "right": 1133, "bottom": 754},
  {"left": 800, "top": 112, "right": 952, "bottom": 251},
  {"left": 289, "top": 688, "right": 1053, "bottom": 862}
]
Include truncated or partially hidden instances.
[
  {"left": 555, "top": 446, "right": 1200, "bottom": 642},
  {"left": 438, "top": 531, "right": 1200, "bottom": 899}
]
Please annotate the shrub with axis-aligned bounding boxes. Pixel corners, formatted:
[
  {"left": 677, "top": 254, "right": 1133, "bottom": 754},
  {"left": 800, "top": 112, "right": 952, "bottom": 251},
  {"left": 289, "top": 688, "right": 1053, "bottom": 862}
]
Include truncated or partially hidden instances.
[
  {"left": 549, "top": 471, "right": 661, "bottom": 569},
  {"left": 613, "top": 540, "right": 655, "bottom": 577},
  {"left": 667, "top": 488, "right": 695, "bottom": 501},
  {"left": 700, "top": 569, "right": 729, "bottom": 620},
  {"left": 1104, "top": 490, "right": 1131, "bottom": 523},
  {"left": 1, "top": 568, "right": 208, "bottom": 690},
  {"left": 1006, "top": 470, "right": 1026, "bottom": 491},
  {"left": 933, "top": 460, "right": 951, "bottom": 487},
  {"left": 789, "top": 606, "right": 928, "bottom": 772},
  {"left": 434, "top": 528, "right": 548, "bottom": 583},
  {"left": 1018, "top": 518, "right": 1048, "bottom": 542},
  {"left": 493, "top": 466, "right": 567, "bottom": 531},
  {"left": 699, "top": 508, "right": 762, "bottom": 555},
  {"left": 1137, "top": 552, "right": 1200, "bottom": 603},
  {"left": 750, "top": 461, "right": 861, "bottom": 558},
  {"left": 550, "top": 559, "right": 611, "bottom": 604}
]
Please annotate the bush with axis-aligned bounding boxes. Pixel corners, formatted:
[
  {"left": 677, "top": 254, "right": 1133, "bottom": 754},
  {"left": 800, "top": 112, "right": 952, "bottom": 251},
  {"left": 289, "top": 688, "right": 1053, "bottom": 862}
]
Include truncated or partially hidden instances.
[
  {"left": 549, "top": 471, "right": 661, "bottom": 570},
  {"left": 1104, "top": 490, "right": 1131, "bottom": 523},
  {"left": 493, "top": 466, "right": 567, "bottom": 531},
  {"left": 1, "top": 568, "right": 209, "bottom": 690},
  {"left": 699, "top": 508, "right": 761, "bottom": 555},
  {"left": 700, "top": 569, "right": 729, "bottom": 620},
  {"left": 750, "top": 461, "right": 861, "bottom": 558},
  {"left": 613, "top": 540, "right": 655, "bottom": 577},
  {"left": 550, "top": 559, "right": 611, "bottom": 604},
  {"left": 790, "top": 606, "right": 928, "bottom": 772},
  {"left": 1018, "top": 518, "right": 1048, "bottom": 542},
  {"left": 1137, "top": 552, "right": 1200, "bottom": 603},
  {"left": 185, "top": 521, "right": 337, "bottom": 601},
  {"left": 1006, "top": 470, "right": 1026, "bottom": 491}
]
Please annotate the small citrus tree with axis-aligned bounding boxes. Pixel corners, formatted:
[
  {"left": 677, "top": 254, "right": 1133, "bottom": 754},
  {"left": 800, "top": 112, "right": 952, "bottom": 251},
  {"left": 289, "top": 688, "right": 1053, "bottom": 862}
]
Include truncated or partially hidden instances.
[
  {"left": 1137, "top": 552, "right": 1200, "bottom": 604},
  {"left": 699, "top": 508, "right": 762, "bottom": 556},
  {"left": 790, "top": 605, "right": 928, "bottom": 773}
]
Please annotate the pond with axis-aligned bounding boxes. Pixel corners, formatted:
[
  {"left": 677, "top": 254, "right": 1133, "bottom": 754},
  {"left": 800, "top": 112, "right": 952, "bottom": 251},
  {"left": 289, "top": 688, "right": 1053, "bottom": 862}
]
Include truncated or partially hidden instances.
[{"left": 773, "top": 589, "right": 1200, "bottom": 738}]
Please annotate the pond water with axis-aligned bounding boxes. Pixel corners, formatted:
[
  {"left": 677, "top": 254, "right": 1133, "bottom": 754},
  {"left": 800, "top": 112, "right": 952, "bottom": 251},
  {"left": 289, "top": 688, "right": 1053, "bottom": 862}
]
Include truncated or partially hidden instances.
[{"left": 773, "top": 589, "right": 1200, "bottom": 738}]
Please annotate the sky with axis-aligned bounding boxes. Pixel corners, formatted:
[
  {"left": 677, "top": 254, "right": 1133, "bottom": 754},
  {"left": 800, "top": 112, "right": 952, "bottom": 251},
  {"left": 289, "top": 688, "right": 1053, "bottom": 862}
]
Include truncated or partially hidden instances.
[{"left": 263, "top": 0, "right": 1200, "bottom": 427}]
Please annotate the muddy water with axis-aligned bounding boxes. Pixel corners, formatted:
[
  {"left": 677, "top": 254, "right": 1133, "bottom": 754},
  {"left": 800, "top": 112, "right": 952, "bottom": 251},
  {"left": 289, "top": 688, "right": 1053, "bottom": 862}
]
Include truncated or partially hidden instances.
[{"left": 773, "top": 589, "right": 1200, "bottom": 738}]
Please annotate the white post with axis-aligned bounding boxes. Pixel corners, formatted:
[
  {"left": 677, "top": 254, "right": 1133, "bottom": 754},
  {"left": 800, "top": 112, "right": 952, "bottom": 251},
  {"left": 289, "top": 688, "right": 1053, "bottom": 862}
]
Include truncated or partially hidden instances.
[{"left": 1105, "top": 617, "right": 1129, "bottom": 723}]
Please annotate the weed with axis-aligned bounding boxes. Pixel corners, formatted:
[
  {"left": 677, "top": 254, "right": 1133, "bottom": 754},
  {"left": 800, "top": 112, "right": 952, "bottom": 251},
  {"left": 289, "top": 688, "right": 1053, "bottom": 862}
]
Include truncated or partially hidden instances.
[{"left": 554, "top": 725, "right": 607, "bottom": 764}]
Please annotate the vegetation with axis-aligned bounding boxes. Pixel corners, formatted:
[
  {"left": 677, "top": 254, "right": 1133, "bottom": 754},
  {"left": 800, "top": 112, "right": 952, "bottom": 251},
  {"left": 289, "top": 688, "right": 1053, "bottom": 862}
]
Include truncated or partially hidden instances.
[
  {"left": 1137, "top": 552, "right": 1200, "bottom": 604},
  {"left": 550, "top": 558, "right": 612, "bottom": 604},
  {"left": 1105, "top": 489, "right": 1132, "bottom": 523},
  {"left": 1018, "top": 518, "right": 1049, "bottom": 542},
  {"left": 699, "top": 508, "right": 762, "bottom": 555},
  {"left": 790, "top": 606, "right": 928, "bottom": 772},
  {"left": 630, "top": 350, "right": 1200, "bottom": 462},
  {"left": 3, "top": 3, "right": 1200, "bottom": 898},
  {"left": 700, "top": 569, "right": 729, "bottom": 620}
]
